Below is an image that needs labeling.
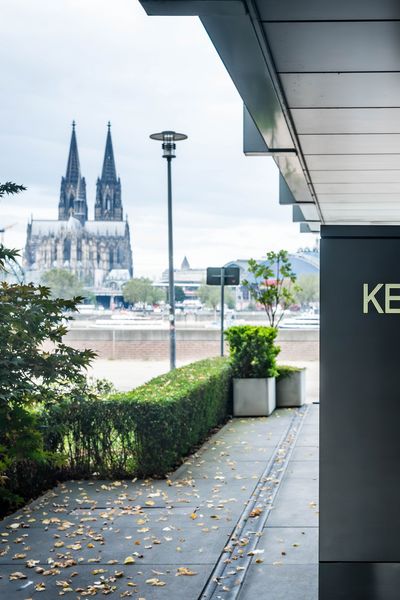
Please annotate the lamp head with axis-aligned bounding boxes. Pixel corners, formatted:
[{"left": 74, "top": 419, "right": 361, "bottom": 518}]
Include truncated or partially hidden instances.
[{"left": 150, "top": 130, "right": 188, "bottom": 159}]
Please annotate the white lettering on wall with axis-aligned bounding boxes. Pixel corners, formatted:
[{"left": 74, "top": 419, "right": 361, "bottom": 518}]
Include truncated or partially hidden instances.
[{"left": 363, "top": 283, "right": 400, "bottom": 314}]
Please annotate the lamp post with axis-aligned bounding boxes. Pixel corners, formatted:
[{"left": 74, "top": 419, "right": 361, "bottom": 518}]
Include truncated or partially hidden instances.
[{"left": 150, "top": 130, "right": 188, "bottom": 370}]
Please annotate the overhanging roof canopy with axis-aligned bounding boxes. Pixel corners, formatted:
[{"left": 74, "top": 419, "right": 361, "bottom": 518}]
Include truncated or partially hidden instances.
[{"left": 140, "top": 0, "right": 400, "bottom": 233}]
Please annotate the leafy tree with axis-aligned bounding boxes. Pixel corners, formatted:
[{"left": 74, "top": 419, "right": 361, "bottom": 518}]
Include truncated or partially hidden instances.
[
  {"left": 122, "top": 277, "right": 164, "bottom": 305},
  {"left": 0, "top": 182, "right": 96, "bottom": 511},
  {"left": 198, "top": 284, "right": 235, "bottom": 312},
  {"left": 175, "top": 286, "right": 185, "bottom": 302},
  {"left": 295, "top": 273, "right": 319, "bottom": 307},
  {"left": 243, "top": 250, "right": 299, "bottom": 328},
  {"left": 41, "top": 268, "right": 86, "bottom": 300}
]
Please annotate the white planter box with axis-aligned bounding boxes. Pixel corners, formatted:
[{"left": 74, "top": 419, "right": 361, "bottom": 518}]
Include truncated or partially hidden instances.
[
  {"left": 233, "top": 377, "right": 276, "bottom": 417},
  {"left": 276, "top": 369, "right": 306, "bottom": 407}
]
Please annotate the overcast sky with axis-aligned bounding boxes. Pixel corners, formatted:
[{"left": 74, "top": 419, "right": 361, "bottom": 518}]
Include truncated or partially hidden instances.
[{"left": 1, "top": 0, "right": 316, "bottom": 277}]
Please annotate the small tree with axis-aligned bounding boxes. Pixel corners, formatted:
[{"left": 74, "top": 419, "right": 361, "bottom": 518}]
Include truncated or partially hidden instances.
[
  {"left": 295, "top": 273, "right": 319, "bottom": 307},
  {"left": 198, "top": 284, "right": 235, "bottom": 315},
  {"left": 41, "top": 268, "right": 86, "bottom": 300},
  {"left": 243, "top": 250, "right": 299, "bottom": 328},
  {"left": 175, "top": 286, "right": 185, "bottom": 303},
  {"left": 122, "top": 277, "right": 164, "bottom": 306},
  {"left": 0, "top": 182, "right": 96, "bottom": 511}
]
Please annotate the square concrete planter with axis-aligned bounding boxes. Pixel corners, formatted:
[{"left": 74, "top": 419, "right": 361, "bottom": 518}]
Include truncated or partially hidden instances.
[
  {"left": 276, "top": 369, "right": 306, "bottom": 407},
  {"left": 233, "top": 377, "right": 276, "bottom": 417}
]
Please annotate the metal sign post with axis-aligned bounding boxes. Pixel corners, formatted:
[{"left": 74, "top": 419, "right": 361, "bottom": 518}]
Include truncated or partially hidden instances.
[{"left": 206, "top": 266, "right": 240, "bottom": 358}]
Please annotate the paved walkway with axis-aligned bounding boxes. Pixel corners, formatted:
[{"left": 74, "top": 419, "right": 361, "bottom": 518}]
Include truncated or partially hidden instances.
[
  {"left": 0, "top": 405, "right": 318, "bottom": 600},
  {"left": 0, "top": 406, "right": 319, "bottom": 599}
]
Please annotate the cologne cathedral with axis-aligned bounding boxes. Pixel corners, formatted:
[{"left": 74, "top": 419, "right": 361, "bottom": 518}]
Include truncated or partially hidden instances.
[{"left": 24, "top": 123, "right": 133, "bottom": 288}]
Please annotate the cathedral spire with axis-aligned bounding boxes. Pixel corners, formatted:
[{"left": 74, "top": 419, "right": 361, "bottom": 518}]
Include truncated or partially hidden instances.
[
  {"left": 101, "top": 122, "right": 117, "bottom": 182},
  {"left": 65, "top": 120, "right": 80, "bottom": 184},
  {"left": 59, "top": 122, "right": 88, "bottom": 224},
  {"left": 95, "top": 123, "right": 123, "bottom": 221}
]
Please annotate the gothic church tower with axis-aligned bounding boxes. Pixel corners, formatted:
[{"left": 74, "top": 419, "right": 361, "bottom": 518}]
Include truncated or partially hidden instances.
[
  {"left": 58, "top": 122, "right": 88, "bottom": 224},
  {"left": 95, "top": 123, "right": 123, "bottom": 221}
]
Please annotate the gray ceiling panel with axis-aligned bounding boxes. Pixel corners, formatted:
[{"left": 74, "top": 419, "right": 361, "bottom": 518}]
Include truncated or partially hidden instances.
[
  {"left": 314, "top": 183, "right": 400, "bottom": 194},
  {"left": 310, "top": 171, "right": 400, "bottom": 184},
  {"left": 318, "top": 194, "right": 400, "bottom": 204},
  {"left": 300, "top": 134, "right": 400, "bottom": 155},
  {"left": 257, "top": 0, "right": 400, "bottom": 21},
  {"left": 273, "top": 154, "right": 314, "bottom": 203},
  {"left": 292, "top": 109, "right": 400, "bottom": 135},
  {"left": 305, "top": 155, "right": 400, "bottom": 170},
  {"left": 264, "top": 22, "right": 400, "bottom": 72},
  {"left": 293, "top": 203, "right": 320, "bottom": 222},
  {"left": 201, "top": 15, "right": 294, "bottom": 149},
  {"left": 281, "top": 73, "right": 400, "bottom": 109}
]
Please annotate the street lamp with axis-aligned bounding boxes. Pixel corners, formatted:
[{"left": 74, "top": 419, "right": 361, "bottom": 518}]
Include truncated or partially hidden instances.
[{"left": 150, "top": 130, "right": 188, "bottom": 370}]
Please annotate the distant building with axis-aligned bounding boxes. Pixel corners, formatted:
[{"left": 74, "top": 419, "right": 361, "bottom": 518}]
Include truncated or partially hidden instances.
[
  {"left": 160, "top": 256, "right": 206, "bottom": 299},
  {"left": 24, "top": 122, "right": 133, "bottom": 295},
  {"left": 157, "top": 249, "right": 319, "bottom": 306},
  {"left": 225, "top": 247, "right": 320, "bottom": 309}
]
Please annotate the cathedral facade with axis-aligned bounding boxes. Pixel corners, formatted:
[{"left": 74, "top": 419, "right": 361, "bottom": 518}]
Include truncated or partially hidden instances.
[{"left": 24, "top": 123, "right": 133, "bottom": 288}]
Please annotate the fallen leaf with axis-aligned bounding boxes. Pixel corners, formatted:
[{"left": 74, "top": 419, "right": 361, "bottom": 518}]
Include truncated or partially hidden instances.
[
  {"left": 146, "top": 577, "right": 166, "bottom": 587},
  {"left": 124, "top": 556, "right": 136, "bottom": 565},
  {"left": 176, "top": 567, "right": 197, "bottom": 576},
  {"left": 9, "top": 571, "right": 27, "bottom": 580},
  {"left": 35, "top": 582, "right": 46, "bottom": 591}
]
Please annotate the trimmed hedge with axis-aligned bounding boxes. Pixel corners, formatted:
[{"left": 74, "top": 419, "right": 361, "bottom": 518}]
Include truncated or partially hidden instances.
[{"left": 43, "top": 357, "right": 232, "bottom": 479}]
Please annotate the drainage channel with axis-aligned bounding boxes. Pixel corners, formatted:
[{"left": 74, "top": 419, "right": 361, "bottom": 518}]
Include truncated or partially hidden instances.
[{"left": 199, "top": 405, "right": 309, "bottom": 600}]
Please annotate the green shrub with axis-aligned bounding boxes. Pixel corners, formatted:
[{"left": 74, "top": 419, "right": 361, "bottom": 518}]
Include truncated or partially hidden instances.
[
  {"left": 43, "top": 358, "right": 232, "bottom": 479},
  {"left": 112, "top": 357, "right": 231, "bottom": 476},
  {"left": 225, "top": 325, "right": 280, "bottom": 378},
  {"left": 277, "top": 365, "right": 303, "bottom": 380},
  {"left": 0, "top": 181, "right": 96, "bottom": 515}
]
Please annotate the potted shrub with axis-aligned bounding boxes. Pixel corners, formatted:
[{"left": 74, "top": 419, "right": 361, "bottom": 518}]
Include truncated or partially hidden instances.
[
  {"left": 225, "top": 325, "right": 280, "bottom": 417},
  {"left": 276, "top": 365, "right": 306, "bottom": 407},
  {"left": 242, "top": 250, "right": 307, "bottom": 407}
]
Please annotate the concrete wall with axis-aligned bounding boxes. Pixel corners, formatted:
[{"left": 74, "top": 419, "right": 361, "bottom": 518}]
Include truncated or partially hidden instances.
[{"left": 61, "top": 327, "right": 319, "bottom": 362}]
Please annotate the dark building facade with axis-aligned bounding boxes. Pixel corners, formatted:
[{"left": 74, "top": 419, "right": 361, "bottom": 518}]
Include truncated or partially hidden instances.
[{"left": 24, "top": 123, "right": 133, "bottom": 288}]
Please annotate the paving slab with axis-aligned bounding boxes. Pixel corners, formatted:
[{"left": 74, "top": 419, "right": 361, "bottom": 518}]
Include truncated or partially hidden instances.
[
  {"left": 285, "top": 460, "right": 319, "bottom": 479},
  {"left": 256, "top": 527, "right": 318, "bottom": 564},
  {"left": 239, "top": 564, "right": 318, "bottom": 600},
  {"left": 290, "top": 445, "right": 319, "bottom": 461}
]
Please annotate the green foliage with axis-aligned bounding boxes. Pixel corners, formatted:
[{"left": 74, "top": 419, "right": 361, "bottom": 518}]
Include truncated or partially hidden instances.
[
  {"left": 0, "top": 182, "right": 26, "bottom": 198},
  {"left": 243, "top": 250, "right": 299, "bottom": 327},
  {"left": 0, "top": 245, "right": 20, "bottom": 270},
  {"left": 0, "top": 182, "right": 97, "bottom": 514},
  {"left": 44, "top": 358, "right": 231, "bottom": 479},
  {"left": 174, "top": 286, "right": 186, "bottom": 302},
  {"left": 198, "top": 283, "right": 235, "bottom": 310},
  {"left": 122, "top": 277, "right": 165, "bottom": 305},
  {"left": 41, "top": 379, "right": 125, "bottom": 477},
  {"left": 112, "top": 358, "right": 231, "bottom": 476},
  {"left": 41, "top": 268, "right": 87, "bottom": 300},
  {"left": 277, "top": 365, "right": 302, "bottom": 380},
  {"left": 294, "top": 273, "right": 319, "bottom": 306},
  {"left": 225, "top": 325, "right": 280, "bottom": 379}
]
